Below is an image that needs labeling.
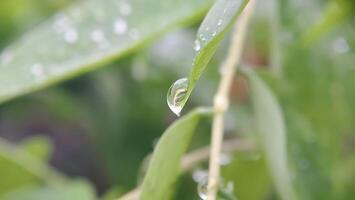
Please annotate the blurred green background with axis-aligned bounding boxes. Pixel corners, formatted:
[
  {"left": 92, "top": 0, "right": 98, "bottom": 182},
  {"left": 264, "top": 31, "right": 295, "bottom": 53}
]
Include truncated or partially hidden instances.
[{"left": 0, "top": 0, "right": 354, "bottom": 199}]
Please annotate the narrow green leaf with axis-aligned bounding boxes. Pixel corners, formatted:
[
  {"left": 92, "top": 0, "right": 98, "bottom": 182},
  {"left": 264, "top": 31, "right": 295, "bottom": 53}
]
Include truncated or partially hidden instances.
[
  {"left": 181, "top": 0, "right": 249, "bottom": 109},
  {"left": 244, "top": 69, "right": 296, "bottom": 200},
  {"left": 140, "top": 108, "right": 212, "bottom": 200},
  {"left": 2, "top": 180, "right": 96, "bottom": 200},
  {"left": 0, "top": 0, "right": 213, "bottom": 104},
  {"left": 0, "top": 138, "right": 66, "bottom": 196},
  {"left": 20, "top": 136, "right": 53, "bottom": 161}
]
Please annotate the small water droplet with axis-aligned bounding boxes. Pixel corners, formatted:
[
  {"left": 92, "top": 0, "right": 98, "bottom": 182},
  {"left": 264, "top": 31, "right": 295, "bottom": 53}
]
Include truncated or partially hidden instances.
[
  {"left": 205, "top": 27, "right": 210, "bottom": 31},
  {"left": 219, "top": 153, "right": 232, "bottom": 166},
  {"left": 120, "top": 1, "right": 132, "bottom": 16},
  {"left": 31, "top": 63, "right": 45, "bottom": 82},
  {"left": 192, "top": 169, "right": 208, "bottom": 183},
  {"left": 114, "top": 18, "right": 128, "bottom": 35},
  {"left": 90, "top": 29, "right": 109, "bottom": 49},
  {"left": 212, "top": 31, "right": 217, "bottom": 37},
  {"left": 0, "top": 50, "right": 13, "bottom": 65},
  {"left": 53, "top": 15, "right": 71, "bottom": 33},
  {"left": 64, "top": 29, "right": 78, "bottom": 44},
  {"left": 217, "top": 19, "right": 223, "bottom": 26},
  {"left": 332, "top": 37, "right": 349, "bottom": 54},
  {"left": 197, "top": 176, "right": 208, "bottom": 200},
  {"left": 129, "top": 28, "right": 140, "bottom": 39},
  {"left": 194, "top": 40, "right": 201, "bottom": 51},
  {"left": 167, "top": 78, "right": 188, "bottom": 116}
]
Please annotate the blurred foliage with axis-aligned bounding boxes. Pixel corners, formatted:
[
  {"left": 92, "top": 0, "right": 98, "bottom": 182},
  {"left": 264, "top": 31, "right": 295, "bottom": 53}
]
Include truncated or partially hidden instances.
[{"left": 0, "top": 0, "right": 354, "bottom": 199}]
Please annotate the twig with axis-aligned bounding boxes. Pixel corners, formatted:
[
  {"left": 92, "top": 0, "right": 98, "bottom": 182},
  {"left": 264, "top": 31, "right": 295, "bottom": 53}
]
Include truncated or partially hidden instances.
[
  {"left": 117, "top": 139, "right": 255, "bottom": 200},
  {"left": 207, "top": 1, "right": 257, "bottom": 199}
]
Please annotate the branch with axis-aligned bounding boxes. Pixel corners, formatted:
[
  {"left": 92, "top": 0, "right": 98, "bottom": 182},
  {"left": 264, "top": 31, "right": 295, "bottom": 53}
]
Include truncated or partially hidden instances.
[{"left": 207, "top": 0, "right": 257, "bottom": 199}]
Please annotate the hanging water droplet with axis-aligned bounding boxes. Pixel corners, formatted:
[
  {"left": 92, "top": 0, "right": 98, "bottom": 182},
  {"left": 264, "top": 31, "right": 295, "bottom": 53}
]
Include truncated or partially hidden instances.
[
  {"left": 197, "top": 176, "right": 208, "bottom": 200},
  {"left": 192, "top": 169, "right": 208, "bottom": 183},
  {"left": 114, "top": 18, "right": 128, "bottom": 35},
  {"left": 167, "top": 78, "right": 188, "bottom": 116},
  {"left": 217, "top": 19, "right": 223, "bottom": 26},
  {"left": 194, "top": 40, "right": 201, "bottom": 51}
]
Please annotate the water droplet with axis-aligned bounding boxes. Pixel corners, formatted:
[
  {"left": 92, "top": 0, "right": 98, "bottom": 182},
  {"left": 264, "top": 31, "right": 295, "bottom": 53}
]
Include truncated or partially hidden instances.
[
  {"left": 0, "top": 50, "right": 13, "bottom": 65},
  {"left": 129, "top": 28, "right": 140, "bottom": 39},
  {"left": 53, "top": 15, "right": 71, "bottom": 33},
  {"left": 64, "top": 29, "right": 78, "bottom": 44},
  {"left": 219, "top": 153, "right": 232, "bottom": 166},
  {"left": 90, "top": 29, "right": 109, "bottom": 49},
  {"left": 197, "top": 176, "right": 208, "bottom": 200},
  {"left": 212, "top": 31, "right": 217, "bottom": 37},
  {"left": 114, "top": 18, "right": 128, "bottom": 35},
  {"left": 120, "top": 1, "right": 132, "bottom": 16},
  {"left": 217, "top": 19, "right": 223, "bottom": 26},
  {"left": 194, "top": 40, "right": 201, "bottom": 51},
  {"left": 167, "top": 78, "right": 188, "bottom": 116},
  {"left": 332, "top": 37, "right": 349, "bottom": 54},
  {"left": 31, "top": 63, "right": 45, "bottom": 82},
  {"left": 205, "top": 27, "right": 210, "bottom": 31},
  {"left": 192, "top": 169, "right": 208, "bottom": 183}
]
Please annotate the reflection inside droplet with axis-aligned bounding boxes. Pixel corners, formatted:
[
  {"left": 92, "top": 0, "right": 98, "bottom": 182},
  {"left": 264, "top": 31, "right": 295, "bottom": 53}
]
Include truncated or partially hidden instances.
[{"left": 167, "top": 78, "right": 188, "bottom": 116}]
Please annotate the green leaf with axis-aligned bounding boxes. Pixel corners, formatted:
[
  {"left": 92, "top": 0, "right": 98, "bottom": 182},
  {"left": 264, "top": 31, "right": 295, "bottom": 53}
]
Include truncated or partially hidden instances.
[
  {"left": 244, "top": 69, "right": 297, "bottom": 200},
  {"left": 0, "top": 0, "right": 213, "bottom": 104},
  {"left": 222, "top": 154, "right": 271, "bottom": 200},
  {"left": 181, "top": 0, "right": 249, "bottom": 110},
  {"left": 2, "top": 180, "right": 96, "bottom": 200},
  {"left": 20, "top": 136, "right": 53, "bottom": 161},
  {"left": 0, "top": 138, "right": 66, "bottom": 197},
  {"left": 302, "top": 0, "right": 354, "bottom": 44},
  {"left": 139, "top": 108, "right": 212, "bottom": 200}
]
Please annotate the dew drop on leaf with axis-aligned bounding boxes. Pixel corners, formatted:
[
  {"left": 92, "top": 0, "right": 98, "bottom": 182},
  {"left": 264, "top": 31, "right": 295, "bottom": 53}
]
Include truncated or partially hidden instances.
[
  {"left": 167, "top": 77, "right": 188, "bottom": 116},
  {"left": 194, "top": 40, "right": 201, "bottom": 51},
  {"left": 120, "top": 1, "right": 132, "bottom": 16},
  {"left": 114, "top": 18, "right": 128, "bottom": 35},
  {"left": 63, "top": 29, "right": 78, "bottom": 44},
  {"left": 31, "top": 63, "right": 45, "bottom": 82}
]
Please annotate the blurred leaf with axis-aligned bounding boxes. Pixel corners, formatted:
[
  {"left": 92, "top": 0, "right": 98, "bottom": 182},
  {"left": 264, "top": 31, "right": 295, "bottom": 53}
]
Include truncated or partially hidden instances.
[
  {"left": 2, "top": 180, "right": 96, "bottom": 200},
  {"left": 140, "top": 108, "right": 212, "bottom": 200},
  {"left": 181, "top": 0, "right": 249, "bottom": 110},
  {"left": 20, "top": 136, "right": 53, "bottom": 161},
  {"left": 222, "top": 154, "right": 271, "bottom": 200},
  {"left": 0, "top": 138, "right": 65, "bottom": 197},
  {"left": 245, "top": 69, "right": 296, "bottom": 200},
  {"left": 0, "top": 0, "right": 213, "bottom": 104},
  {"left": 303, "top": 0, "right": 354, "bottom": 44}
]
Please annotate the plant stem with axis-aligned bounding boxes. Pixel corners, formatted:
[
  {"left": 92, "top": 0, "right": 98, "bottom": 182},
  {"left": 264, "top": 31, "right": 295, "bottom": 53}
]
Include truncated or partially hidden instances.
[
  {"left": 118, "top": 139, "right": 255, "bottom": 200},
  {"left": 207, "top": 1, "right": 257, "bottom": 199}
]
